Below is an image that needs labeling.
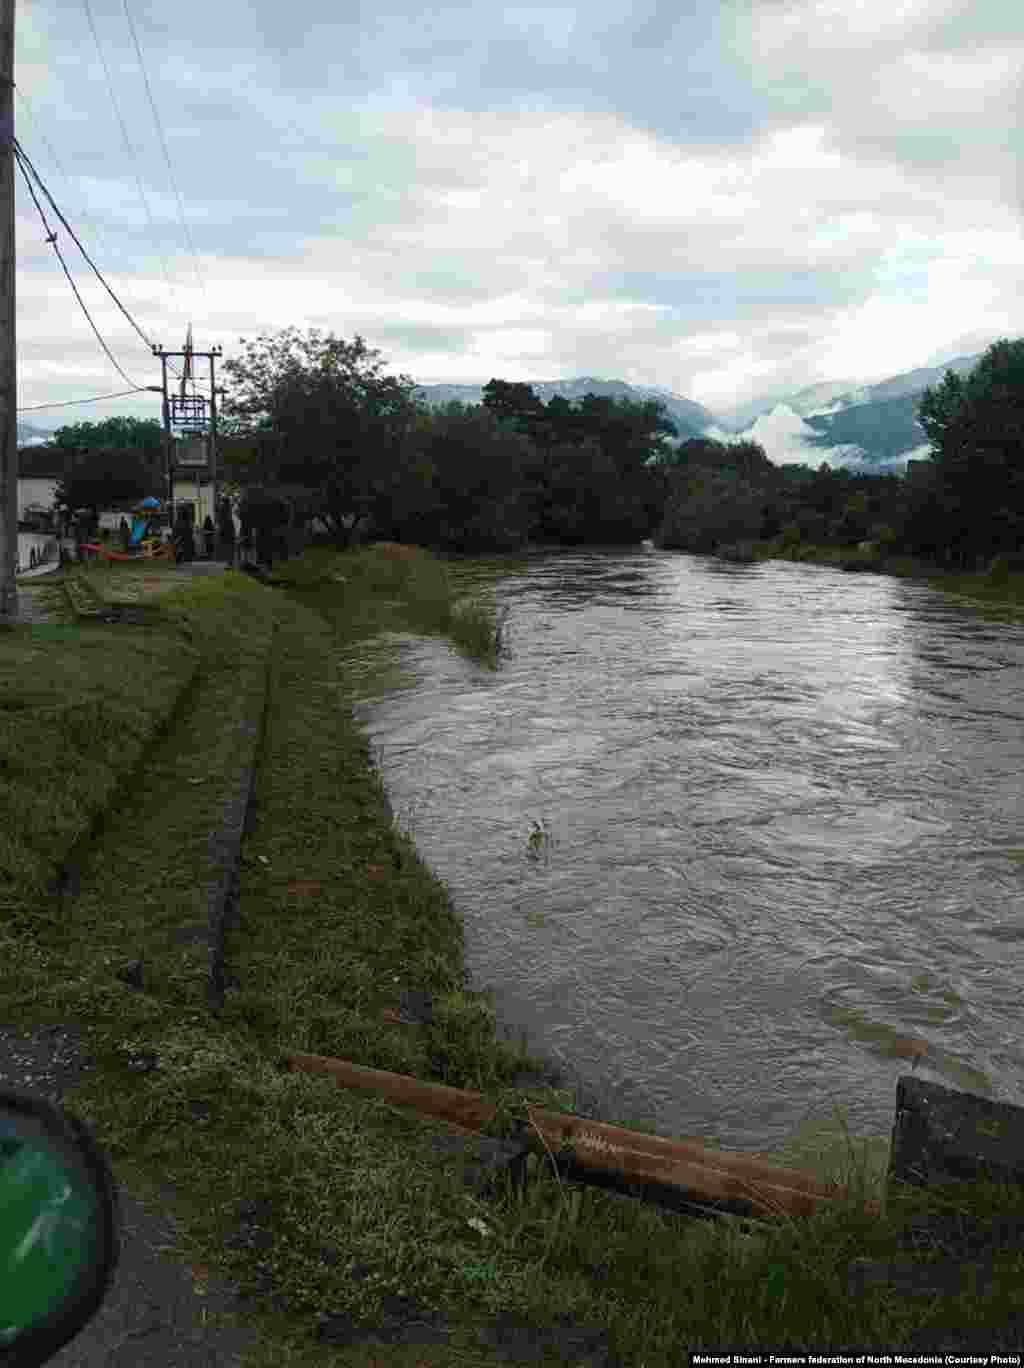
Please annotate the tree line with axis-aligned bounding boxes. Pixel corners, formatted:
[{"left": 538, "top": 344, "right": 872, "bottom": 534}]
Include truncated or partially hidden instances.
[{"left": 25, "top": 330, "right": 1024, "bottom": 571}]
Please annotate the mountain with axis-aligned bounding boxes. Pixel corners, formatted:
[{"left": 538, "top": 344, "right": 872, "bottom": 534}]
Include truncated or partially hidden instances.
[
  {"left": 411, "top": 355, "right": 994, "bottom": 472},
  {"left": 716, "top": 352, "right": 988, "bottom": 471},
  {"left": 792, "top": 353, "right": 985, "bottom": 467},
  {"left": 17, "top": 420, "right": 57, "bottom": 447},
  {"left": 412, "top": 377, "right": 716, "bottom": 444}
]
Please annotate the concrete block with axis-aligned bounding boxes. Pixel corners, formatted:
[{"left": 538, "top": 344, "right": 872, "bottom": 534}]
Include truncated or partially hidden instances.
[{"left": 889, "top": 1075, "right": 1024, "bottom": 1192}]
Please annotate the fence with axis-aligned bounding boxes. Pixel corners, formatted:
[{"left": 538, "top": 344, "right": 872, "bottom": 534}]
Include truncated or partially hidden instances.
[{"left": 16, "top": 533, "right": 60, "bottom": 574}]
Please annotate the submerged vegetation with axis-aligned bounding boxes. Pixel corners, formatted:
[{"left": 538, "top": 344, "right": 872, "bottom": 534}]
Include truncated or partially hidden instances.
[{"left": 3, "top": 544, "right": 1024, "bottom": 1364}]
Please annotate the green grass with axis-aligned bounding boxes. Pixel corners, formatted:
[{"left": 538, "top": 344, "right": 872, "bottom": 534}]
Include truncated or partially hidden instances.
[
  {"left": 2, "top": 542, "right": 1023, "bottom": 1365},
  {"left": 741, "top": 538, "right": 1024, "bottom": 611}
]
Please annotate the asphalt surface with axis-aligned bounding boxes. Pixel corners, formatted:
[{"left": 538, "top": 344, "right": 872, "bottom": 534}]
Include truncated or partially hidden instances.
[{"left": 0, "top": 1023, "right": 265, "bottom": 1367}]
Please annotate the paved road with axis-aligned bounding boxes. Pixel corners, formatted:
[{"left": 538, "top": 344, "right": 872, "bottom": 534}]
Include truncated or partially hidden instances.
[{"left": 0, "top": 1023, "right": 265, "bottom": 1367}]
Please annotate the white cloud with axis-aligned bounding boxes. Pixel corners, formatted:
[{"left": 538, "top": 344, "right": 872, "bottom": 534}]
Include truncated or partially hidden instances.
[{"left": 12, "top": 0, "right": 1021, "bottom": 439}]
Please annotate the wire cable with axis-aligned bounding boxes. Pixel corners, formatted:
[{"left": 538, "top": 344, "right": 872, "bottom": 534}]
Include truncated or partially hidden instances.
[
  {"left": 18, "top": 388, "right": 157, "bottom": 414},
  {"left": 14, "top": 138, "right": 210, "bottom": 397},
  {"left": 14, "top": 86, "right": 116, "bottom": 277},
  {"left": 80, "top": 0, "right": 183, "bottom": 322},
  {"left": 121, "top": 0, "right": 206, "bottom": 309},
  {"left": 11, "top": 88, "right": 194, "bottom": 407},
  {"left": 15, "top": 87, "right": 191, "bottom": 394},
  {"left": 15, "top": 145, "right": 143, "bottom": 390}
]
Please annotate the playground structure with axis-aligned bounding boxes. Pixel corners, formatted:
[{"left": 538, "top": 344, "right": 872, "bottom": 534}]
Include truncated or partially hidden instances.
[{"left": 79, "top": 538, "right": 176, "bottom": 563}]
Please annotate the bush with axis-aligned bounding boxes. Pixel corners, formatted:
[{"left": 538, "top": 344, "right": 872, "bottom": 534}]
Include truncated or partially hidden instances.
[
  {"left": 795, "top": 509, "right": 828, "bottom": 543},
  {"left": 780, "top": 523, "right": 801, "bottom": 549},
  {"left": 987, "top": 555, "right": 1010, "bottom": 584},
  {"left": 870, "top": 523, "right": 899, "bottom": 549}
]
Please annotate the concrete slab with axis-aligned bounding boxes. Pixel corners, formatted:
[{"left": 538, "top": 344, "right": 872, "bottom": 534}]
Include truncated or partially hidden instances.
[{"left": 889, "top": 1075, "right": 1024, "bottom": 1191}]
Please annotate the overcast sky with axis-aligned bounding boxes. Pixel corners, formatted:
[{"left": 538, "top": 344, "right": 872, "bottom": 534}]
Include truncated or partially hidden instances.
[{"left": 13, "top": 0, "right": 1023, "bottom": 445}]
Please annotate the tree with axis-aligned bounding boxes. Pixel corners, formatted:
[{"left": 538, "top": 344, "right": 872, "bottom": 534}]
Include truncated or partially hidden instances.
[
  {"left": 571, "top": 393, "right": 677, "bottom": 475},
  {"left": 481, "top": 379, "right": 546, "bottom": 434},
  {"left": 667, "top": 435, "right": 771, "bottom": 484},
  {"left": 656, "top": 467, "right": 767, "bottom": 553},
  {"left": 389, "top": 402, "right": 535, "bottom": 550},
  {"left": 218, "top": 327, "right": 424, "bottom": 534},
  {"left": 917, "top": 339, "right": 1024, "bottom": 559},
  {"left": 50, "top": 447, "right": 161, "bottom": 523},
  {"left": 49, "top": 415, "right": 164, "bottom": 456}
]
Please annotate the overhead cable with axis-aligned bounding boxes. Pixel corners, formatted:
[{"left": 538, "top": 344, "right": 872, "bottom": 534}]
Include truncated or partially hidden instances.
[
  {"left": 15, "top": 144, "right": 143, "bottom": 390},
  {"left": 17, "top": 388, "right": 156, "bottom": 415},
  {"left": 80, "top": 0, "right": 183, "bottom": 320},
  {"left": 13, "top": 87, "right": 196, "bottom": 393},
  {"left": 121, "top": 0, "right": 207, "bottom": 307},
  {"left": 14, "top": 138, "right": 209, "bottom": 397}
]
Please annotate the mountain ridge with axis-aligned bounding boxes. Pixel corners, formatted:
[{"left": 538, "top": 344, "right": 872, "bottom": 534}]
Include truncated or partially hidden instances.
[{"left": 413, "top": 350, "right": 990, "bottom": 470}]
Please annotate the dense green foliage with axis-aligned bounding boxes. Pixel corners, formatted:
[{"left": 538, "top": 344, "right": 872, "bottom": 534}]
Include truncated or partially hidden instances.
[
  {"left": 214, "top": 330, "right": 679, "bottom": 550},
  {"left": 38, "top": 331, "right": 1024, "bottom": 571},
  {"left": 50, "top": 447, "right": 162, "bottom": 521},
  {"left": 48, "top": 415, "right": 165, "bottom": 455},
  {"left": 31, "top": 416, "right": 166, "bottom": 520}
]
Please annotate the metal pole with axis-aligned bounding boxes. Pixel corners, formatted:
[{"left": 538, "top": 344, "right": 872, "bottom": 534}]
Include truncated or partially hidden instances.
[
  {"left": 0, "top": 0, "right": 18, "bottom": 621},
  {"left": 208, "top": 351, "right": 219, "bottom": 544},
  {"left": 154, "top": 347, "right": 174, "bottom": 530}
]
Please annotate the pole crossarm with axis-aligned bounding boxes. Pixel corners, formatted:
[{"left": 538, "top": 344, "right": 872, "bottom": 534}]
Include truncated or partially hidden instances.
[{"left": 151, "top": 342, "right": 223, "bottom": 536}]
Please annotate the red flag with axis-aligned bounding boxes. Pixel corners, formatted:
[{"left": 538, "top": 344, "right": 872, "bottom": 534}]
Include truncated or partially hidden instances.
[{"left": 180, "top": 324, "right": 193, "bottom": 401}]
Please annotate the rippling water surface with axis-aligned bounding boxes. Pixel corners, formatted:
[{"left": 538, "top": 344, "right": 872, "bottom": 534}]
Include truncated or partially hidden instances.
[{"left": 338, "top": 547, "right": 1024, "bottom": 1158}]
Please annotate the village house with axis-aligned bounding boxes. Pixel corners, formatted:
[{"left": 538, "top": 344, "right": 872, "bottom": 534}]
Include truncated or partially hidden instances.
[{"left": 16, "top": 441, "right": 239, "bottom": 536}]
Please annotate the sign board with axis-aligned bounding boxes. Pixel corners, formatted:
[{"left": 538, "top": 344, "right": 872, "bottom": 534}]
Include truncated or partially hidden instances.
[
  {"left": 170, "top": 394, "right": 208, "bottom": 432},
  {"left": 175, "top": 437, "right": 208, "bottom": 468}
]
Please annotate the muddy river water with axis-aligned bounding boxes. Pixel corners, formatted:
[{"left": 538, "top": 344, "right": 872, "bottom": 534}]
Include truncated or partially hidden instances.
[{"left": 336, "top": 546, "right": 1024, "bottom": 1166}]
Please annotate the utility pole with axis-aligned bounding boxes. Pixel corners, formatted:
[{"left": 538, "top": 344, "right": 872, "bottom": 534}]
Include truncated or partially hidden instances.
[
  {"left": 208, "top": 363, "right": 220, "bottom": 528},
  {"left": 151, "top": 337, "right": 222, "bottom": 537},
  {"left": 154, "top": 347, "right": 173, "bottom": 527},
  {"left": 0, "top": 0, "right": 17, "bottom": 622}
]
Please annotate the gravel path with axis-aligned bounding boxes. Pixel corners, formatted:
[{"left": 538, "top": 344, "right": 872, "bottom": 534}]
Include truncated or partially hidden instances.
[{"left": 7, "top": 559, "right": 236, "bottom": 626}]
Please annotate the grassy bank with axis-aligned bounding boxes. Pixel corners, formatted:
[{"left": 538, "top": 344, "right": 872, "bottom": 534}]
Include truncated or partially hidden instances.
[
  {"left": 2, "top": 542, "right": 1023, "bottom": 1363},
  {"left": 730, "top": 537, "right": 1024, "bottom": 616}
]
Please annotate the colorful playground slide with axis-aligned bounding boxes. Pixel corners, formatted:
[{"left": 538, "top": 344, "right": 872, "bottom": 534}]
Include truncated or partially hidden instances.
[{"left": 79, "top": 539, "right": 175, "bottom": 562}]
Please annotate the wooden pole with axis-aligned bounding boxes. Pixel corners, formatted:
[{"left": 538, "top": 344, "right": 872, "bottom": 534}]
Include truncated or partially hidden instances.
[
  {"left": 286, "top": 1051, "right": 882, "bottom": 1224},
  {"left": 0, "top": 0, "right": 18, "bottom": 621}
]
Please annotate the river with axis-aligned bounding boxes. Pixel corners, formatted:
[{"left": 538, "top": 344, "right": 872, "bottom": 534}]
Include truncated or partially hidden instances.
[{"left": 336, "top": 545, "right": 1024, "bottom": 1165}]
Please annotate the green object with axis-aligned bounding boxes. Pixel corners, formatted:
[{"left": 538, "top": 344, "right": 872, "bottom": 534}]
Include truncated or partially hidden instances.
[
  {"left": 0, "top": 1091, "right": 119, "bottom": 1365},
  {"left": 28, "top": 626, "right": 85, "bottom": 642},
  {"left": 765, "top": 1263, "right": 786, "bottom": 1302}
]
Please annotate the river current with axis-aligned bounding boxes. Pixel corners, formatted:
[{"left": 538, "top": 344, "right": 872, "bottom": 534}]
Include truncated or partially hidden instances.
[{"left": 336, "top": 546, "right": 1024, "bottom": 1164}]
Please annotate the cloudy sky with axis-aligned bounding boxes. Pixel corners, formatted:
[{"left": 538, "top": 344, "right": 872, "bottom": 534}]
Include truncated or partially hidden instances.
[{"left": 13, "top": 0, "right": 1024, "bottom": 451}]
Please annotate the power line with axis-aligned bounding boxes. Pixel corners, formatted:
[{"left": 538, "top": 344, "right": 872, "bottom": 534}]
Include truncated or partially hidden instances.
[
  {"left": 14, "top": 138, "right": 210, "bottom": 407},
  {"left": 80, "top": 0, "right": 183, "bottom": 323},
  {"left": 13, "top": 98, "right": 198, "bottom": 399},
  {"left": 121, "top": 0, "right": 206, "bottom": 309},
  {"left": 14, "top": 86, "right": 115, "bottom": 276},
  {"left": 15, "top": 8, "right": 216, "bottom": 419},
  {"left": 13, "top": 86, "right": 179, "bottom": 413},
  {"left": 15, "top": 144, "right": 143, "bottom": 390},
  {"left": 18, "top": 388, "right": 155, "bottom": 414}
]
